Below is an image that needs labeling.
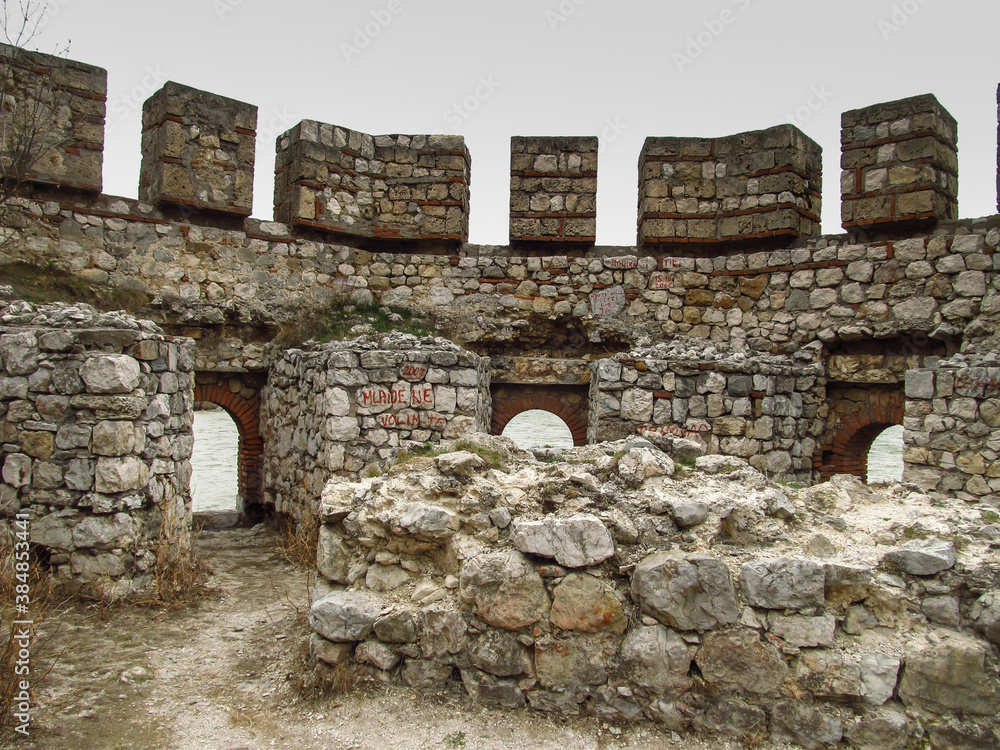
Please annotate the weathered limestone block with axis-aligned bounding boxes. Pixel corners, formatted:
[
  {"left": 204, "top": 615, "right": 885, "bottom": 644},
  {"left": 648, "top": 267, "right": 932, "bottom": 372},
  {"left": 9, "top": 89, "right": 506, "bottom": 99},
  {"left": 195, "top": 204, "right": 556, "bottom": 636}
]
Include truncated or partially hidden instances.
[
  {"left": 844, "top": 710, "right": 909, "bottom": 750},
  {"left": 1, "top": 331, "right": 39, "bottom": 375},
  {"left": 970, "top": 591, "right": 1000, "bottom": 643},
  {"left": 94, "top": 456, "right": 150, "bottom": 494},
  {"left": 534, "top": 634, "right": 614, "bottom": 689},
  {"left": 630, "top": 553, "right": 739, "bottom": 631},
  {"left": 310, "top": 591, "right": 382, "bottom": 642},
  {"left": 882, "top": 540, "right": 956, "bottom": 575},
  {"left": 391, "top": 503, "right": 460, "bottom": 541},
  {"left": 617, "top": 447, "right": 674, "bottom": 484},
  {"left": 459, "top": 668, "right": 525, "bottom": 708},
  {"left": 549, "top": 573, "right": 627, "bottom": 634},
  {"left": 71, "top": 513, "right": 139, "bottom": 550},
  {"left": 740, "top": 557, "right": 826, "bottom": 610},
  {"left": 770, "top": 701, "right": 843, "bottom": 750},
  {"left": 140, "top": 81, "right": 257, "bottom": 214},
  {"left": 470, "top": 629, "right": 532, "bottom": 677},
  {"left": 692, "top": 697, "right": 767, "bottom": 739},
  {"left": 309, "top": 633, "right": 353, "bottom": 666},
  {"left": 80, "top": 354, "right": 141, "bottom": 394},
  {"left": 355, "top": 640, "right": 400, "bottom": 671},
  {"left": 510, "top": 514, "right": 615, "bottom": 568},
  {"left": 458, "top": 550, "right": 549, "bottom": 629},
  {"left": 316, "top": 526, "right": 353, "bottom": 584},
  {"left": 768, "top": 613, "right": 836, "bottom": 648},
  {"left": 898, "top": 636, "right": 999, "bottom": 715},
  {"left": 796, "top": 652, "right": 863, "bottom": 700},
  {"left": 419, "top": 607, "right": 468, "bottom": 659},
  {"left": 372, "top": 610, "right": 419, "bottom": 643},
  {"left": 859, "top": 653, "right": 901, "bottom": 706},
  {"left": 695, "top": 628, "right": 789, "bottom": 695},
  {"left": 619, "top": 624, "right": 692, "bottom": 696}
]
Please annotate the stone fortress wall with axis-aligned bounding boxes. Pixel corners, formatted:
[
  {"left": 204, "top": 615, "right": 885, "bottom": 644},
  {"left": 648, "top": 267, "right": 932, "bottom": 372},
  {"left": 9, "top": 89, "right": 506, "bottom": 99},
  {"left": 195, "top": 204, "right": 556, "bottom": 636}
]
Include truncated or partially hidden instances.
[{"left": 0, "top": 42, "right": 997, "bottom": 502}]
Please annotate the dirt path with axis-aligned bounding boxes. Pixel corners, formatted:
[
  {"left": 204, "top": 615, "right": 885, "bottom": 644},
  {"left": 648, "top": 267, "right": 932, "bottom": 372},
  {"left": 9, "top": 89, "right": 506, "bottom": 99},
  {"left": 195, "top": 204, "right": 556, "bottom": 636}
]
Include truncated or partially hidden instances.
[{"left": 3, "top": 526, "right": 749, "bottom": 750}]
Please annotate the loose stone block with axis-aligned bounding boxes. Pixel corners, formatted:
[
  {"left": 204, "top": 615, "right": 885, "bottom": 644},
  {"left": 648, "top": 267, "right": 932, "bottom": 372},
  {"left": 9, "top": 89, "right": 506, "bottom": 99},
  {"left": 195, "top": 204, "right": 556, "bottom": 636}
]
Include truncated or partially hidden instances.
[
  {"left": 458, "top": 550, "right": 550, "bottom": 629},
  {"left": 841, "top": 94, "right": 958, "bottom": 228},
  {"left": 140, "top": 82, "right": 257, "bottom": 215}
]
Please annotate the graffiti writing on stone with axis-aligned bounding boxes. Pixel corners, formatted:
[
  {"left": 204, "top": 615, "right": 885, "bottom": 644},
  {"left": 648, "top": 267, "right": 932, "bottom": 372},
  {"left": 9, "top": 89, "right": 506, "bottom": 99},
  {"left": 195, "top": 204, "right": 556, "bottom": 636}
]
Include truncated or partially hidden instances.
[
  {"left": 955, "top": 371, "right": 1000, "bottom": 396},
  {"left": 661, "top": 257, "right": 686, "bottom": 269},
  {"left": 401, "top": 364, "right": 427, "bottom": 382},
  {"left": 358, "top": 383, "right": 435, "bottom": 412},
  {"left": 650, "top": 272, "right": 674, "bottom": 290},
  {"left": 590, "top": 286, "right": 626, "bottom": 316},
  {"left": 604, "top": 256, "right": 638, "bottom": 269},
  {"left": 378, "top": 411, "right": 447, "bottom": 431}
]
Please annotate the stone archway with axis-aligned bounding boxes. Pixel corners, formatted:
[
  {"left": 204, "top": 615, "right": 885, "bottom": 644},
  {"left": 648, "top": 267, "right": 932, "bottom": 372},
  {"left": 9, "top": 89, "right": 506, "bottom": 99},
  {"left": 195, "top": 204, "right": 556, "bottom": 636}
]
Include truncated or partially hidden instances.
[
  {"left": 815, "top": 389, "right": 904, "bottom": 482},
  {"left": 193, "top": 374, "right": 265, "bottom": 509},
  {"left": 490, "top": 383, "right": 589, "bottom": 446}
]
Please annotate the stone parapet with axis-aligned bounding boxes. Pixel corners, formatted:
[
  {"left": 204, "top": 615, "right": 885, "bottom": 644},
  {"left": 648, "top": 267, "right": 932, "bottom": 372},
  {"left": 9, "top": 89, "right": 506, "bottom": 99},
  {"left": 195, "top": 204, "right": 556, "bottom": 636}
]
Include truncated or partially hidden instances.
[
  {"left": 638, "top": 125, "right": 822, "bottom": 249},
  {"left": 509, "top": 136, "right": 597, "bottom": 245},
  {"left": 139, "top": 82, "right": 257, "bottom": 215},
  {"left": 0, "top": 42, "right": 106, "bottom": 192},
  {"left": 841, "top": 94, "right": 958, "bottom": 229},
  {"left": 274, "top": 121, "right": 470, "bottom": 242}
]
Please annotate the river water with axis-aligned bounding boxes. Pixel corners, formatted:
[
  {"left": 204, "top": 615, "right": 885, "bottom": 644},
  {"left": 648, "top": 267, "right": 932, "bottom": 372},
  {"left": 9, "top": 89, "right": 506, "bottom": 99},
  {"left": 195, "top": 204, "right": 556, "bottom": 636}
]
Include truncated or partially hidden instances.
[{"left": 190, "top": 409, "right": 905, "bottom": 511}]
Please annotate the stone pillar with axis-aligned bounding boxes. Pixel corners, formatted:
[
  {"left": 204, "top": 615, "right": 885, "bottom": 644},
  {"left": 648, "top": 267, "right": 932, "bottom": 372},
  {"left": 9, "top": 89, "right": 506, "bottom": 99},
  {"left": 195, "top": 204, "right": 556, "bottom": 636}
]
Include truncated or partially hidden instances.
[
  {"left": 638, "top": 125, "right": 821, "bottom": 249},
  {"left": 139, "top": 82, "right": 257, "bottom": 215},
  {"left": 274, "top": 121, "right": 470, "bottom": 242},
  {"left": 0, "top": 43, "right": 106, "bottom": 191},
  {"left": 509, "top": 136, "right": 597, "bottom": 245},
  {"left": 841, "top": 94, "right": 957, "bottom": 230}
]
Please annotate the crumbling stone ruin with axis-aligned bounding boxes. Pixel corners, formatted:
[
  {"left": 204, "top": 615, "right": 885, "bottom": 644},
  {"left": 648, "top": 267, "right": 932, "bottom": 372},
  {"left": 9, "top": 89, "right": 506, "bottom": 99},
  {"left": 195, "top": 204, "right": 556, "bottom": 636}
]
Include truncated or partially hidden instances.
[
  {"left": 309, "top": 433, "right": 1000, "bottom": 749},
  {"left": 0, "top": 40, "right": 998, "bottom": 748}
]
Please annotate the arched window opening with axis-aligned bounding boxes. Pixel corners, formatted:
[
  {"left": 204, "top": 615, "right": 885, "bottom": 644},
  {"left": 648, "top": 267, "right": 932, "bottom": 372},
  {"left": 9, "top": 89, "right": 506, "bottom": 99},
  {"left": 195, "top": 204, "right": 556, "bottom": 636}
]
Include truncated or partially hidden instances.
[
  {"left": 191, "top": 406, "right": 241, "bottom": 513},
  {"left": 501, "top": 409, "right": 574, "bottom": 450},
  {"left": 867, "top": 424, "right": 904, "bottom": 484}
]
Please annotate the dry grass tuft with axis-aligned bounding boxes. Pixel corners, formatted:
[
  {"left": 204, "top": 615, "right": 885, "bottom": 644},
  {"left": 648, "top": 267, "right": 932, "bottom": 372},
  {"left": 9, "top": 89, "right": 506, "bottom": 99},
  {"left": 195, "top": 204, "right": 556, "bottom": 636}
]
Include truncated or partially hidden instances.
[{"left": 276, "top": 510, "right": 319, "bottom": 570}]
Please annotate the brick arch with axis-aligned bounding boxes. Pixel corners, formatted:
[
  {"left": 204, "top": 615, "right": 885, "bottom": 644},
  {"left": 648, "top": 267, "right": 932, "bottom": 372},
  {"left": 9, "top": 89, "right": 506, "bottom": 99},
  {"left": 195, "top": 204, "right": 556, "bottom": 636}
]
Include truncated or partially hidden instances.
[
  {"left": 193, "top": 383, "right": 263, "bottom": 508},
  {"left": 490, "top": 384, "right": 589, "bottom": 446},
  {"left": 815, "top": 400, "right": 904, "bottom": 482}
]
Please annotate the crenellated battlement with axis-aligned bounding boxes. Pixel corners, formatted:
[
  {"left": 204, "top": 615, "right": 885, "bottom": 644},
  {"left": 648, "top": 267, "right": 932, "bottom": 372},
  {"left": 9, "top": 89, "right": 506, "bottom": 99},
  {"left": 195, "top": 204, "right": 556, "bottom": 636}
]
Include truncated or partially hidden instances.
[{"left": 0, "top": 43, "right": 994, "bottom": 252}]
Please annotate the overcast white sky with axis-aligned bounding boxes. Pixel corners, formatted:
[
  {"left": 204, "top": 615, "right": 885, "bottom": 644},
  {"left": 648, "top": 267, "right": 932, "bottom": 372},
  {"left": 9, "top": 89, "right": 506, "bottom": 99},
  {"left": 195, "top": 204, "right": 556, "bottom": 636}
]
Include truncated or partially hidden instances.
[{"left": 31, "top": 0, "right": 1000, "bottom": 245}]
